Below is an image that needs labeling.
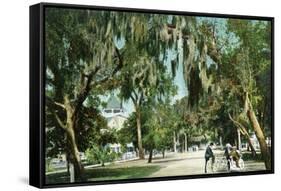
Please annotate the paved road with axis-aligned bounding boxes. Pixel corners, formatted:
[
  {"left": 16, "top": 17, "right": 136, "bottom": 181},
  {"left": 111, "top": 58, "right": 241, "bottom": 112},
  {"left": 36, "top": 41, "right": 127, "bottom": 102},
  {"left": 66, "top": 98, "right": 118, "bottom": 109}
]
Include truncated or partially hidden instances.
[
  {"left": 102, "top": 150, "right": 265, "bottom": 178},
  {"left": 148, "top": 151, "right": 206, "bottom": 177},
  {"left": 48, "top": 150, "right": 266, "bottom": 178},
  {"left": 147, "top": 150, "right": 265, "bottom": 177}
]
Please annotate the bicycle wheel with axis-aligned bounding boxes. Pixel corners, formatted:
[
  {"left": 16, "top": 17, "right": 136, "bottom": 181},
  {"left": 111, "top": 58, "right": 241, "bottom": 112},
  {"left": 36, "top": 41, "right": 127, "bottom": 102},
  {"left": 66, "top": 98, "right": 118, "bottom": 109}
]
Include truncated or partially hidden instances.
[
  {"left": 206, "top": 160, "right": 215, "bottom": 173},
  {"left": 239, "top": 159, "right": 245, "bottom": 170},
  {"left": 221, "top": 158, "right": 228, "bottom": 169},
  {"left": 214, "top": 159, "right": 222, "bottom": 171},
  {"left": 212, "top": 160, "right": 218, "bottom": 172}
]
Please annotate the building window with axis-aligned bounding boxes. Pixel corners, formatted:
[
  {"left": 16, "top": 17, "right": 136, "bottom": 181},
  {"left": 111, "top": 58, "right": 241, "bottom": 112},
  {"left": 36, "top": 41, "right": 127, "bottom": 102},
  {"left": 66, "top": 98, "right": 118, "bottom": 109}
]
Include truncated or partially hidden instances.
[{"left": 113, "top": 109, "right": 120, "bottom": 113}]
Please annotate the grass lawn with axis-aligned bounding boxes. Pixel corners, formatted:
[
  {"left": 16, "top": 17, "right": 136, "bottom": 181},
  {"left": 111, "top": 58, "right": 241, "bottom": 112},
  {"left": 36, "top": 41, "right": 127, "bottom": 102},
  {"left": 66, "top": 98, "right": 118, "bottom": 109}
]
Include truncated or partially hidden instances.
[{"left": 46, "top": 165, "right": 161, "bottom": 184}]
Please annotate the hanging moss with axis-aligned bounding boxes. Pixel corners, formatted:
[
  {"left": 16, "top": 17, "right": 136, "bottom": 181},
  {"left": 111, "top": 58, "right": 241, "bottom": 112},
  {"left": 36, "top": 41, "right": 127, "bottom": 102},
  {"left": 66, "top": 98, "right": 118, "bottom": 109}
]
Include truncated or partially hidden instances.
[{"left": 187, "top": 65, "right": 203, "bottom": 109}]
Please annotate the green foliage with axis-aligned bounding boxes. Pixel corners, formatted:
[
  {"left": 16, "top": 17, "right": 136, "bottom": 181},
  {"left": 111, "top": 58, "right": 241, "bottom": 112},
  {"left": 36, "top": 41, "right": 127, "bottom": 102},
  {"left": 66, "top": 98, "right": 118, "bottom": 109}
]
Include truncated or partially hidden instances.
[
  {"left": 117, "top": 107, "right": 151, "bottom": 149},
  {"left": 242, "top": 152, "right": 263, "bottom": 161},
  {"left": 222, "top": 20, "right": 272, "bottom": 134},
  {"left": 85, "top": 145, "right": 120, "bottom": 166},
  {"left": 117, "top": 113, "right": 138, "bottom": 148},
  {"left": 45, "top": 8, "right": 129, "bottom": 161},
  {"left": 118, "top": 102, "right": 175, "bottom": 154},
  {"left": 143, "top": 103, "right": 176, "bottom": 152},
  {"left": 45, "top": 158, "right": 54, "bottom": 172},
  {"left": 45, "top": 103, "right": 109, "bottom": 158}
]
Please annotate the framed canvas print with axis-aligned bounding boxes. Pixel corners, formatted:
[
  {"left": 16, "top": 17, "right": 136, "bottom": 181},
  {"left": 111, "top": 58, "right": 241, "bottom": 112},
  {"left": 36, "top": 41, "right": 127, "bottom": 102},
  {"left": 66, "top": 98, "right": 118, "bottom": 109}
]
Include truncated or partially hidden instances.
[{"left": 29, "top": 2, "right": 274, "bottom": 188}]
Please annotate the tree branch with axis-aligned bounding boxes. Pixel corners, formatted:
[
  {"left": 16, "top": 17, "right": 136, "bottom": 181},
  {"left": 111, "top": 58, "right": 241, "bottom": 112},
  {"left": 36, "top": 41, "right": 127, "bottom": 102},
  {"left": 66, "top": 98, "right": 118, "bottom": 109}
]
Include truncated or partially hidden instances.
[
  {"left": 73, "top": 65, "right": 101, "bottom": 117},
  {"left": 138, "top": 91, "right": 144, "bottom": 106},
  {"left": 132, "top": 89, "right": 138, "bottom": 102},
  {"left": 96, "top": 47, "right": 123, "bottom": 84},
  {"left": 73, "top": 46, "right": 123, "bottom": 119},
  {"left": 54, "top": 113, "right": 66, "bottom": 130},
  {"left": 130, "top": 94, "right": 137, "bottom": 107},
  {"left": 228, "top": 113, "right": 257, "bottom": 156},
  {"left": 228, "top": 113, "right": 249, "bottom": 136},
  {"left": 54, "top": 102, "right": 66, "bottom": 110}
]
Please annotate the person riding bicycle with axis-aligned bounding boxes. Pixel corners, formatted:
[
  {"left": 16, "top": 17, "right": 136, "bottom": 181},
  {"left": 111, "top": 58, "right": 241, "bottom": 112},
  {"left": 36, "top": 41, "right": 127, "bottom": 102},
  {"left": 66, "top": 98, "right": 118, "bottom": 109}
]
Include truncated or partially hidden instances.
[
  {"left": 229, "top": 146, "right": 241, "bottom": 168},
  {"left": 205, "top": 142, "right": 215, "bottom": 173},
  {"left": 224, "top": 143, "right": 232, "bottom": 171},
  {"left": 224, "top": 143, "right": 241, "bottom": 170}
]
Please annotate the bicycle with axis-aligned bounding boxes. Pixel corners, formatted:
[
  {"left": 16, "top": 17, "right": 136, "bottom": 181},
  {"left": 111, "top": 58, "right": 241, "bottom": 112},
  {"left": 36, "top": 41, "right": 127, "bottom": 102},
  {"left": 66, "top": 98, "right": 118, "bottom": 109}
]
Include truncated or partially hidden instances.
[
  {"left": 205, "top": 156, "right": 216, "bottom": 173},
  {"left": 228, "top": 157, "right": 245, "bottom": 171},
  {"left": 212, "top": 155, "right": 245, "bottom": 172},
  {"left": 214, "top": 157, "right": 227, "bottom": 171}
]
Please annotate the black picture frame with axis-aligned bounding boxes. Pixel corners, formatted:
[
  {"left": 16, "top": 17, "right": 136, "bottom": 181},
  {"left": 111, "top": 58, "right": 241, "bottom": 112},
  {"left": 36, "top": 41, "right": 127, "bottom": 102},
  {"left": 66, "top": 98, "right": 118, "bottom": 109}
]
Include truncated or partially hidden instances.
[{"left": 30, "top": 2, "right": 274, "bottom": 188}]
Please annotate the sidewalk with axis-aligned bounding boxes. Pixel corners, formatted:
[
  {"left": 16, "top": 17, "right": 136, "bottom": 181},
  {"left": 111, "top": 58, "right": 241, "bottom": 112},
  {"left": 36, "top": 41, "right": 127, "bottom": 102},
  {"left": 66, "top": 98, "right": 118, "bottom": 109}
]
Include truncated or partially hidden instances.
[{"left": 46, "top": 157, "right": 139, "bottom": 175}]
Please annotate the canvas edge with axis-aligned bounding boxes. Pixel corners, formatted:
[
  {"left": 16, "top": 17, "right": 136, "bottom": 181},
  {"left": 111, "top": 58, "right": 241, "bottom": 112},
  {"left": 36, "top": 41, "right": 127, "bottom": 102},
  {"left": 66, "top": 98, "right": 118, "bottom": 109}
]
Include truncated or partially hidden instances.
[
  {"left": 29, "top": 2, "right": 275, "bottom": 189},
  {"left": 29, "top": 3, "right": 45, "bottom": 188}
]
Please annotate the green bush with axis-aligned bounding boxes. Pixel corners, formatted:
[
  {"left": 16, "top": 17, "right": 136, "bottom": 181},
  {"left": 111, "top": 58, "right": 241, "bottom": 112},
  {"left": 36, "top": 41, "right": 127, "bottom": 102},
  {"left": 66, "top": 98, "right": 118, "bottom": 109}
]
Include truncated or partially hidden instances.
[
  {"left": 46, "top": 158, "right": 54, "bottom": 172},
  {"left": 242, "top": 152, "right": 263, "bottom": 161},
  {"left": 85, "top": 145, "right": 119, "bottom": 166}
]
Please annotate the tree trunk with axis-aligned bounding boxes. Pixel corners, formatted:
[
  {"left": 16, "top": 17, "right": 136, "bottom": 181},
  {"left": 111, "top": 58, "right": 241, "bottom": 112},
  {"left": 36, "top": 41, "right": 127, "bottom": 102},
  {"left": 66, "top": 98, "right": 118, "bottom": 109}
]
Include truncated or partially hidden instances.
[
  {"left": 69, "top": 162, "right": 75, "bottom": 183},
  {"left": 184, "top": 133, "right": 187, "bottom": 153},
  {"left": 238, "top": 124, "right": 256, "bottom": 156},
  {"left": 136, "top": 109, "right": 144, "bottom": 159},
  {"left": 101, "top": 161, "right": 105, "bottom": 167},
  {"left": 64, "top": 96, "right": 84, "bottom": 181},
  {"left": 148, "top": 149, "right": 153, "bottom": 163},
  {"left": 219, "top": 136, "right": 222, "bottom": 147},
  {"left": 66, "top": 126, "right": 84, "bottom": 181},
  {"left": 173, "top": 131, "right": 177, "bottom": 153},
  {"left": 162, "top": 149, "right": 165, "bottom": 158},
  {"left": 246, "top": 134, "right": 257, "bottom": 157},
  {"left": 237, "top": 128, "right": 241, "bottom": 150},
  {"left": 245, "top": 92, "right": 271, "bottom": 170},
  {"left": 229, "top": 113, "right": 256, "bottom": 156},
  {"left": 66, "top": 151, "right": 70, "bottom": 174},
  {"left": 55, "top": 98, "right": 85, "bottom": 182}
]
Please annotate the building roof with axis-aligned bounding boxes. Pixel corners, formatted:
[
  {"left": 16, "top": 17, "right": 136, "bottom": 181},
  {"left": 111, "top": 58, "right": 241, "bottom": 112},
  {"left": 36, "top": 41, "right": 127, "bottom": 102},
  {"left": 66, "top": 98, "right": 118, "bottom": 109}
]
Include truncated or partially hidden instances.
[{"left": 106, "top": 94, "right": 122, "bottom": 109}]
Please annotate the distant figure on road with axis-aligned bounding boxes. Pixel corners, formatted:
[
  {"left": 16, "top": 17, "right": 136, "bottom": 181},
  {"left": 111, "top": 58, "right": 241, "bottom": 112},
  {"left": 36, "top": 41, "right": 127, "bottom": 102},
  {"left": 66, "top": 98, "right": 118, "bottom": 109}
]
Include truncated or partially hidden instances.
[{"left": 204, "top": 142, "right": 215, "bottom": 173}]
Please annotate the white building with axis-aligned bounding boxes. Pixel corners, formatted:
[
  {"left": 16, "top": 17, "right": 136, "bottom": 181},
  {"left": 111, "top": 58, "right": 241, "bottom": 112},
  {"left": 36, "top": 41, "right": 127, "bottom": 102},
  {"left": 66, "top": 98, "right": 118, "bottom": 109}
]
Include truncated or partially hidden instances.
[
  {"left": 107, "top": 115, "right": 127, "bottom": 131},
  {"left": 102, "top": 94, "right": 136, "bottom": 160}
]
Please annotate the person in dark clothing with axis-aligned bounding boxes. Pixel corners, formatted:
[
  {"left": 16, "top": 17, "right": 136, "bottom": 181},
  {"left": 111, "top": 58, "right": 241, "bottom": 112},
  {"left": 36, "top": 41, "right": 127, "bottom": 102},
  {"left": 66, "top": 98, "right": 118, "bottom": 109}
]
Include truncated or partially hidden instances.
[{"left": 205, "top": 142, "right": 215, "bottom": 173}]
